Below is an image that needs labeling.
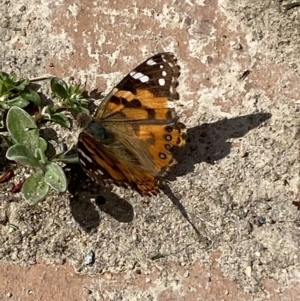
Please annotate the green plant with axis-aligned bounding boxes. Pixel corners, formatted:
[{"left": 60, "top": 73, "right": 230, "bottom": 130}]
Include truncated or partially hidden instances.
[
  {"left": 0, "top": 71, "right": 42, "bottom": 110},
  {"left": 6, "top": 106, "right": 67, "bottom": 204},
  {"left": 0, "top": 72, "right": 90, "bottom": 205},
  {"left": 50, "top": 77, "right": 89, "bottom": 115},
  {"left": 33, "top": 77, "right": 89, "bottom": 128},
  {"left": 283, "top": 2, "right": 300, "bottom": 10}
]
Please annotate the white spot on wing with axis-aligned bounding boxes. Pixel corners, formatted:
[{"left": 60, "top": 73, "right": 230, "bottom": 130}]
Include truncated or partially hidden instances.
[
  {"left": 131, "top": 72, "right": 143, "bottom": 79},
  {"left": 140, "top": 75, "right": 149, "bottom": 83},
  {"left": 158, "top": 78, "right": 165, "bottom": 86},
  {"left": 97, "top": 169, "right": 104, "bottom": 175},
  {"left": 79, "top": 159, "right": 86, "bottom": 166},
  {"left": 130, "top": 71, "right": 149, "bottom": 83},
  {"left": 146, "top": 59, "right": 156, "bottom": 65},
  {"left": 162, "top": 71, "right": 167, "bottom": 76},
  {"left": 78, "top": 148, "right": 93, "bottom": 163}
]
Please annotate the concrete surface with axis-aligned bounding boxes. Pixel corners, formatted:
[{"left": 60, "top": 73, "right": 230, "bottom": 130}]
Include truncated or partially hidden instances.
[{"left": 0, "top": 0, "right": 299, "bottom": 300}]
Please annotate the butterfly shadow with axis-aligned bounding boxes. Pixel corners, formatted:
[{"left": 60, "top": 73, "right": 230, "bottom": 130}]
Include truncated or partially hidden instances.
[
  {"left": 162, "top": 112, "right": 272, "bottom": 239},
  {"left": 67, "top": 164, "right": 134, "bottom": 232},
  {"left": 170, "top": 112, "right": 272, "bottom": 178},
  {"left": 67, "top": 112, "right": 272, "bottom": 234}
]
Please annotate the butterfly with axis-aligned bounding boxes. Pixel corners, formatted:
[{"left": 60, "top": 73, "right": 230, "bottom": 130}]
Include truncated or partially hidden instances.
[{"left": 77, "top": 52, "right": 187, "bottom": 196}]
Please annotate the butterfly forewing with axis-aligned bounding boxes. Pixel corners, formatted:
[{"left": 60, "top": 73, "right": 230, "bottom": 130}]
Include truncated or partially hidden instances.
[
  {"left": 78, "top": 52, "right": 187, "bottom": 196},
  {"left": 116, "top": 52, "right": 180, "bottom": 98},
  {"left": 95, "top": 52, "right": 180, "bottom": 120}
]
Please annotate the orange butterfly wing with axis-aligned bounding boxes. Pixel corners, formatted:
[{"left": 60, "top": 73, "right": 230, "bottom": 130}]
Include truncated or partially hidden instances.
[{"left": 78, "top": 53, "right": 186, "bottom": 196}]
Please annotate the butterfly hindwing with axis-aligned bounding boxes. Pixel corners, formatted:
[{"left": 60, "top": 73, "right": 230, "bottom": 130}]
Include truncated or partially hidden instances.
[
  {"left": 78, "top": 130, "right": 161, "bottom": 196},
  {"left": 78, "top": 132, "right": 127, "bottom": 186}
]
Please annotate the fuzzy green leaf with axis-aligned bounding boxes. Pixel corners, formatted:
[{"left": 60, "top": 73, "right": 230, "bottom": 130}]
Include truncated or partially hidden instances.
[
  {"left": 7, "top": 96, "right": 30, "bottom": 108},
  {"left": 20, "top": 88, "right": 42, "bottom": 107},
  {"left": 21, "top": 173, "right": 49, "bottom": 205},
  {"left": 14, "top": 79, "right": 30, "bottom": 91},
  {"left": 6, "top": 106, "right": 39, "bottom": 151},
  {"left": 0, "top": 81, "right": 8, "bottom": 96},
  {"left": 44, "top": 162, "right": 67, "bottom": 192},
  {"left": 6, "top": 144, "right": 43, "bottom": 169}
]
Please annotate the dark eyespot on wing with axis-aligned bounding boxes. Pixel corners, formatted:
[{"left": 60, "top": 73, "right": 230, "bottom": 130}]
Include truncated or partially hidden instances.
[
  {"left": 159, "top": 153, "right": 167, "bottom": 159},
  {"left": 165, "top": 134, "right": 172, "bottom": 141},
  {"left": 165, "top": 144, "right": 172, "bottom": 150}
]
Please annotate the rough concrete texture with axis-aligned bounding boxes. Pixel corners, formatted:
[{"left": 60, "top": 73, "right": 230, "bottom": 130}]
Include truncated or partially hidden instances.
[{"left": 0, "top": 0, "right": 299, "bottom": 300}]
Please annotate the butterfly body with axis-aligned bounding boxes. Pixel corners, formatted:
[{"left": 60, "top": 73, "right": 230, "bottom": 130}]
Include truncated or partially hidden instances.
[{"left": 78, "top": 53, "right": 187, "bottom": 196}]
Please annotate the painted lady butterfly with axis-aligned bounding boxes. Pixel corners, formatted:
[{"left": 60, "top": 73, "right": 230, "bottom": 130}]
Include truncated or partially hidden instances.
[{"left": 77, "top": 53, "right": 187, "bottom": 196}]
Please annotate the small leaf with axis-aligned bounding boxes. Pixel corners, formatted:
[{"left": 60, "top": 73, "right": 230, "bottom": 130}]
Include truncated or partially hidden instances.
[
  {"left": 284, "top": 2, "right": 300, "bottom": 10},
  {"left": 150, "top": 253, "right": 165, "bottom": 260},
  {"left": 76, "top": 105, "right": 90, "bottom": 115},
  {"left": 6, "top": 106, "right": 39, "bottom": 150},
  {"left": 21, "top": 173, "right": 49, "bottom": 205},
  {"left": 44, "top": 162, "right": 67, "bottom": 192},
  {"left": 7, "top": 106, "right": 37, "bottom": 130},
  {"left": 7, "top": 96, "right": 30, "bottom": 108},
  {"left": 51, "top": 77, "right": 68, "bottom": 99},
  {"left": 0, "top": 101, "right": 9, "bottom": 110},
  {"left": 39, "top": 137, "right": 48, "bottom": 152},
  {"left": 1, "top": 74, "right": 15, "bottom": 91},
  {"left": 6, "top": 144, "right": 43, "bottom": 169},
  {"left": 14, "top": 79, "right": 30, "bottom": 91},
  {"left": 0, "top": 97, "right": 9, "bottom": 111},
  {"left": 20, "top": 88, "right": 42, "bottom": 107},
  {"left": 0, "top": 81, "right": 8, "bottom": 96},
  {"left": 51, "top": 112, "right": 70, "bottom": 128}
]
